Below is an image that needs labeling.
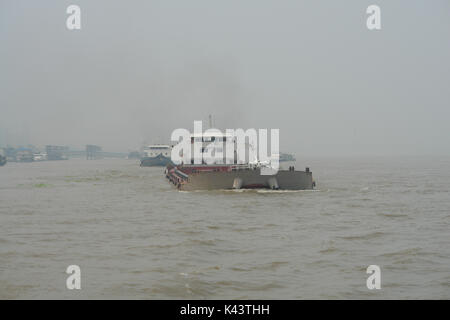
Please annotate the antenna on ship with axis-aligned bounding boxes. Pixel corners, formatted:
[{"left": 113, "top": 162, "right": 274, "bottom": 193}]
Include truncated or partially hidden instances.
[{"left": 208, "top": 114, "right": 213, "bottom": 129}]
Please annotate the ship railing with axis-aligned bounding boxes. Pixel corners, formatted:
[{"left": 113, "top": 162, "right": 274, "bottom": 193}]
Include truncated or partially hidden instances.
[
  {"left": 231, "top": 163, "right": 254, "bottom": 171},
  {"left": 174, "top": 168, "right": 189, "bottom": 181}
]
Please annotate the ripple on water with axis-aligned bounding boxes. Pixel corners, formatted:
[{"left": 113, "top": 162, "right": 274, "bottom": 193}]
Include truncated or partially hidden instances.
[
  {"left": 1, "top": 157, "right": 450, "bottom": 299},
  {"left": 339, "top": 231, "right": 387, "bottom": 241}
]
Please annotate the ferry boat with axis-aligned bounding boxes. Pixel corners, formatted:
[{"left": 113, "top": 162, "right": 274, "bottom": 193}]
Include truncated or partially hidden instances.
[
  {"left": 33, "top": 153, "right": 47, "bottom": 161},
  {"left": 165, "top": 132, "right": 314, "bottom": 191},
  {"left": 140, "top": 144, "right": 173, "bottom": 167}
]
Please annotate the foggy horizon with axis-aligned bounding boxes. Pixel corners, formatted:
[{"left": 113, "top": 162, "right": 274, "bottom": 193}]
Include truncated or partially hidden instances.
[{"left": 1, "top": 0, "right": 450, "bottom": 156}]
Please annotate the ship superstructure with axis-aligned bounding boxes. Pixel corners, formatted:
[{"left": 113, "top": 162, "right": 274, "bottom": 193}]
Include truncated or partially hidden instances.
[{"left": 140, "top": 144, "right": 172, "bottom": 167}]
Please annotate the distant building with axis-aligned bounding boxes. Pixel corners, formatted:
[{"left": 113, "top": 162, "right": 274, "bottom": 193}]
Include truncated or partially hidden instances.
[
  {"left": 4, "top": 147, "right": 17, "bottom": 162},
  {"left": 46, "top": 145, "right": 69, "bottom": 160},
  {"left": 86, "top": 145, "right": 102, "bottom": 160},
  {"left": 16, "top": 148, "right": 34, "bottom": 162}
]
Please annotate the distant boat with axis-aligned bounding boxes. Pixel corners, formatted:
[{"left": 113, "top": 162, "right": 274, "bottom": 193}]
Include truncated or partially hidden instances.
[
  {"left": 33, "top": 153, "right": 47, "bottom": 161},
  {"left": 0, "top": 155, "right": 6, "bottom": 166},
  {"left": 140, "top": 145, "right": 173, "bottom": 167}
]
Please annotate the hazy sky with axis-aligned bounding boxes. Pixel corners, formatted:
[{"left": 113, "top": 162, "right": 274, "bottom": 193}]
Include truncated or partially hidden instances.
[{"left": 1, "top": 0, "right": 449, "bottom": 155}]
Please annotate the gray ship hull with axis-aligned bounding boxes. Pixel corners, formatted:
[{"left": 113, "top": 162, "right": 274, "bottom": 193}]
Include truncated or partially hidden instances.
[{"left": 167, "top": 166, "right": 314, "bottom": 191}]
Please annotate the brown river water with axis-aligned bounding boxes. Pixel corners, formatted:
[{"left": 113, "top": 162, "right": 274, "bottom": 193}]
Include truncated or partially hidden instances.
[{"left": 0, "top": 157, "right": 449, "bottom": 299}]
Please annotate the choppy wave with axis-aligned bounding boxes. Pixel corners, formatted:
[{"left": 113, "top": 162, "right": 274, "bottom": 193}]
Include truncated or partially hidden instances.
[{"left": 1, "top": 157, "right": 450, "bottom": 299}]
